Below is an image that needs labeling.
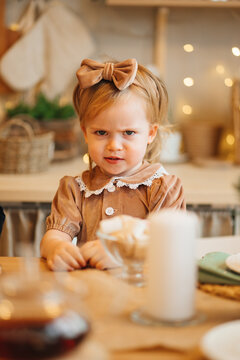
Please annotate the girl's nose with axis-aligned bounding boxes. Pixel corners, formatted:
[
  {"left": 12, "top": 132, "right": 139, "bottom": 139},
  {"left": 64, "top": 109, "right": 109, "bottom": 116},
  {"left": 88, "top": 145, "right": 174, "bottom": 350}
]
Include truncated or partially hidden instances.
[{"left": 107, "top": 136, "right": 123, "bottom": 151}]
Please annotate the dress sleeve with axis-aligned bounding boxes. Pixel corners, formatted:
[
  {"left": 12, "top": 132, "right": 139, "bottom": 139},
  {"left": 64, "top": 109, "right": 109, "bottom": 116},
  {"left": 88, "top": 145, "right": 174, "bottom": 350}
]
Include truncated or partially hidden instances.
[
  {"left": 148, "top": 174, "right": 186, "bottom": 212},
  {"left": 46, "top": 176, "right": 82, "bottom": 238}
]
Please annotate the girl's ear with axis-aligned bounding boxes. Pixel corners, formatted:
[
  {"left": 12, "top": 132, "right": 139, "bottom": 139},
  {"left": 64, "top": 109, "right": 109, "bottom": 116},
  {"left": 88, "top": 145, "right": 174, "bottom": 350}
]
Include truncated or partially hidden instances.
[
  {"left": 148, "top": 124, "right": 159, "bottom": 144},
  {"left": 81, "top": 125, "right": 88, "bottom": 144}
]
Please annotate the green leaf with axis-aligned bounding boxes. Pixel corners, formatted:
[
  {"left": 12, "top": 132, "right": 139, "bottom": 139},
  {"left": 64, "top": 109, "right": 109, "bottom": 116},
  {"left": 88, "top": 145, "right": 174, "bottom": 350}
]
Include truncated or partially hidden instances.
[
  {"left": 7, "top": 103, "right": 31, "bottom": 117},
  {"left": 7, "top": 93, "right": 75, "bottom": 121}
]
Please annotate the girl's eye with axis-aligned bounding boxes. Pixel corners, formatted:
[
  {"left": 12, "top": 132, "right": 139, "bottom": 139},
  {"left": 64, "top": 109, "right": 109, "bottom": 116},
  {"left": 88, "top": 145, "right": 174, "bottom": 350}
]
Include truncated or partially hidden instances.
[
  {"left": 124, "top": 130, "right": 135, "bottom": 136},
  {"left": 96, "top": 130, "right": 107, "bottom": 136}
]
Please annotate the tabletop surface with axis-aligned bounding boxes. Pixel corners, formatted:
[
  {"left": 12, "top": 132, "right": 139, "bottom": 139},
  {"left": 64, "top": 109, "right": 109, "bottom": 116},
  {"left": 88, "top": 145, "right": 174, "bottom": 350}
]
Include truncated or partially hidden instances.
[{"left": 1, "top": 236, "right": 240, "bottom": 360}]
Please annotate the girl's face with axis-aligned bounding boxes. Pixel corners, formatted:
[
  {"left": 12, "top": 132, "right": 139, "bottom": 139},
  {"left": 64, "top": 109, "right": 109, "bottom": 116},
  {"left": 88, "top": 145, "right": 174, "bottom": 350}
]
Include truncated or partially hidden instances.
[{"left": 82, "top": 92, "right": 158, "bottom": 177}]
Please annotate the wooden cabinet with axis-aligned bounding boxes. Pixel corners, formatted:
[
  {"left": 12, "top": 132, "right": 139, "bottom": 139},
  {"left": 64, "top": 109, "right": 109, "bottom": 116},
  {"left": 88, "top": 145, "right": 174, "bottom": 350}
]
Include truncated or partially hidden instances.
[{"left": 0, "top": 0, "right": 21, "bottom": 94}]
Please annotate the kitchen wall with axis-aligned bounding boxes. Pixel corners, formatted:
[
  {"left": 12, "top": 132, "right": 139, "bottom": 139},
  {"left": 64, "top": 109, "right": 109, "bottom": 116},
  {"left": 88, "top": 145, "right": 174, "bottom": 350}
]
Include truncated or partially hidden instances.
[{"left": 5, "top": 0, "right": 240, "bottom": 127}]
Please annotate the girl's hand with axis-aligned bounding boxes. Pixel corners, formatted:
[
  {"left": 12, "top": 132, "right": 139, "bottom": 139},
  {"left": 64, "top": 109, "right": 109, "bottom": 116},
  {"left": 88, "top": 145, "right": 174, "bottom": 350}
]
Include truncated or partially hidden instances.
[
  {"left": 40, "top": 229, "right": 86, "bottom": 271},
  {"left": 81, "top": 240, "right": 120, "bottom": 270},
  {"left": 47, "top": 241, "right": 86, "bottom": 271}
]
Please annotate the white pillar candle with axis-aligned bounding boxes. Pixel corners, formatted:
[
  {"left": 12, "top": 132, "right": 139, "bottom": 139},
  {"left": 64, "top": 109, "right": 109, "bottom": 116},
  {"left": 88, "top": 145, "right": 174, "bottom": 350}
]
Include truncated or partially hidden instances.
[{"left": 146, "top": 210, "right": 198, "bottom": 322}]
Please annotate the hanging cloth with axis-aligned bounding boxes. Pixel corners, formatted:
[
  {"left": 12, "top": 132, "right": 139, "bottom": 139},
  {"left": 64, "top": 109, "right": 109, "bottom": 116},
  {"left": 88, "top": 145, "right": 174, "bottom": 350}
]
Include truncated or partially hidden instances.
[
  {"left": 0, "top": 0, "right": 95, "bottom": 99},
  {"left": 17, "top": 0, "right": 47, "bottom": 34}
]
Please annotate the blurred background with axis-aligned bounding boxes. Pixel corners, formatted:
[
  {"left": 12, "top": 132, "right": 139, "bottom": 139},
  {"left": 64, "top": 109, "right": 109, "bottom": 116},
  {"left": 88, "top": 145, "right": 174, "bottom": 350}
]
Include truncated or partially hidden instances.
[
  {"left": 3, "top": 1, "right": 240, "bottom": 123},
  {"left": 1, "top": 0, "right": 240, "bottom": 254},
  {"left": 1, "top": 0, "right": 240, "bottom": 160}
]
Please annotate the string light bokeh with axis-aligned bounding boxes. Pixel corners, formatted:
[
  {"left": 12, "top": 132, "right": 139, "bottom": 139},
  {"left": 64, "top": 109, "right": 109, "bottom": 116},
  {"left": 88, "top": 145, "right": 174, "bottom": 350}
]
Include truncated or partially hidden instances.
[{"left": 166, "top": 8, "right": 240, "bottom": 128}]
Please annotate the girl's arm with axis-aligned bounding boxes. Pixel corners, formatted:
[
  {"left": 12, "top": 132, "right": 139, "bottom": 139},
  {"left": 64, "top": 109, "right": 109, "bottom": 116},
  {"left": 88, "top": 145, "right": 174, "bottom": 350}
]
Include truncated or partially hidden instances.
[
  {"left": 40, "top": 229, "right": 86, "bottom": 271},
  {"left": 42, "top": 176, "right": 85, "bottom": 271}
]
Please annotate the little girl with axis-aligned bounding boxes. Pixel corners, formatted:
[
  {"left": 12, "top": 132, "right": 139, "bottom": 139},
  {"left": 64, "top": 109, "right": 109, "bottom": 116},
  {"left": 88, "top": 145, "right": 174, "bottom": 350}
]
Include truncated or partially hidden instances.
[{"left": 40, "top": 58, "right": 186, "bottom": 271}]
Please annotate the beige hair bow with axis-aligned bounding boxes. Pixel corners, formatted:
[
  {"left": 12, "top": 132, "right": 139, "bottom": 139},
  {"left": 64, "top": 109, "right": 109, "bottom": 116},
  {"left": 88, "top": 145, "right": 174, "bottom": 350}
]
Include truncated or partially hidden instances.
[{"left": 76, "top": 58, "right": 138, "bottom": 90}]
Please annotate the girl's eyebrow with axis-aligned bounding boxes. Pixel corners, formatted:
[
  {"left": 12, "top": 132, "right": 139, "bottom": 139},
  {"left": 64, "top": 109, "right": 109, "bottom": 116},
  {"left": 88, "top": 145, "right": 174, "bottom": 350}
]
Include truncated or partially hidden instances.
[
  {"left": 89, "top": 125, "right": 107, "bottom": 130},
  {"left": 89, "top": 124, "right": 141, "bottom": 131},
  {"left": 121, "top": 127, "right": 141, "bottom": 131}
]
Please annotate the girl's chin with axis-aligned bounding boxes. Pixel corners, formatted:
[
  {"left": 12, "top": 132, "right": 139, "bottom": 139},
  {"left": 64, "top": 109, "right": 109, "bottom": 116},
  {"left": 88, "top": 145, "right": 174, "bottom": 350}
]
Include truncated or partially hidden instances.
[
  {"left": 98, "top": 165, "right": 126, "bottom": 177},
  {"left": 100, "top": 168, "right": 124, "bottom": 177},
  {"left": 100, "top": 166, "right": 141, "bottom": 178},
  {"left": 97, "top": 160, "right": 143, "bottom": 177}
]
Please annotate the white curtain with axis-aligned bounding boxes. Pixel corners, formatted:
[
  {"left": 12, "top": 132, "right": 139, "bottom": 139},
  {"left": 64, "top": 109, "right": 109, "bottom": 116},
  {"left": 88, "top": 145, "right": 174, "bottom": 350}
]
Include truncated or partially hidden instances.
[
  {"left": 0, "top": 204, "right": 50, "bottom": 256},
  {"left": 188, "top": 206, "right": 234, "bottom": 238},
  {"left": 0, "top": 205, "right": 236, "bottom": 257}
]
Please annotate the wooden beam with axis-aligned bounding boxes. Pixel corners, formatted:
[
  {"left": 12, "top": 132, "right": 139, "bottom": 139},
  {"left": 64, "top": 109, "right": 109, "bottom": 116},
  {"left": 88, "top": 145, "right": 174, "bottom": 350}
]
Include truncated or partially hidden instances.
[
  {"left": 106, "top": 0, "right": 240, "bottom": 7},
  {"left": 232, "top": 80, "right": 240, "bottom": 164},
  {"left": 154, "top": 7, "right": 169, "bottom": 79}
]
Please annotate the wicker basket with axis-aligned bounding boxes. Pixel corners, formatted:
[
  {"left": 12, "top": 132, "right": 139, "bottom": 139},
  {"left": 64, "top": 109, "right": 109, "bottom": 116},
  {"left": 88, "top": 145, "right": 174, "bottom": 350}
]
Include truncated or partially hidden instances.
[
  {"left": 181, "top": 122, "right": 222, "bottom": 159},
  {"left": 39, "top": 117, "right": 85, "bottom": 160},
  {"left": 0, "top": 117, "right": 54, "bottom": 173}
]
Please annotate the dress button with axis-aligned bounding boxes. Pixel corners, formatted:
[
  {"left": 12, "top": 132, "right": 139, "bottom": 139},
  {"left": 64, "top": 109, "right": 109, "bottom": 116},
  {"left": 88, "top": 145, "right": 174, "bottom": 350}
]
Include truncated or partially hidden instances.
[
  {"left": 105, "top": 207, "right": 115, "bottom": 216},
  {"left": 108, "top": 184, "right": 115, "bottom": 192}
]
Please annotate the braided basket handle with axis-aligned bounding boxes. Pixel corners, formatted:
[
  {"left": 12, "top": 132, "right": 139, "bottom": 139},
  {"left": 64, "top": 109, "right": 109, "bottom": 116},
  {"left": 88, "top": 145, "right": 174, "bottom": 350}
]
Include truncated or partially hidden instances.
[
  {"left": 0, "top": 118, "right": 35, "bottom": 138},
  {"left": 14, "top": 114, "right": 41, "bottom": 132}
]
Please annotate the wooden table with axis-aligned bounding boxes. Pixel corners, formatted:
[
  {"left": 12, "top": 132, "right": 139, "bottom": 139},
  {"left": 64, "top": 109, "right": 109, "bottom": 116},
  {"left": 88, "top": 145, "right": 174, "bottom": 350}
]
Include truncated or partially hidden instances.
[
  {"left": 0, "top": 258, "right": 202, "bottom": 360},
  {"left": 0, "top": 236, "right": 240, "bottom": 360}
]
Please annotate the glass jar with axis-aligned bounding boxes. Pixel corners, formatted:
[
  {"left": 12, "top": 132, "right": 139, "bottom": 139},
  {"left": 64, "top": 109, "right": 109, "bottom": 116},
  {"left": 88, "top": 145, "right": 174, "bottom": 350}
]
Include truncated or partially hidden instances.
[{"left": 0, "top": 271, "right": 90, "bottom": 359}]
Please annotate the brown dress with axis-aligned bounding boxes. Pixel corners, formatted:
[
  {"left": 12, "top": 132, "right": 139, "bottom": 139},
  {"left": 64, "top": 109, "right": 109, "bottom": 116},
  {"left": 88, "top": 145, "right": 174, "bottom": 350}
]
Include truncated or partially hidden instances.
[{"left": 46, "top": 161, "right": 186, "bottom": 246}]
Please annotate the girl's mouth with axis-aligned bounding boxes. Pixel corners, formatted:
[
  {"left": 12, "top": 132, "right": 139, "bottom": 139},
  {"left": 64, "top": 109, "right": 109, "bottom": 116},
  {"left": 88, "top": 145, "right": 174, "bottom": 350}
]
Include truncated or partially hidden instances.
[{"left": 104, "top": 157, "right": 123, "bottom": 164}]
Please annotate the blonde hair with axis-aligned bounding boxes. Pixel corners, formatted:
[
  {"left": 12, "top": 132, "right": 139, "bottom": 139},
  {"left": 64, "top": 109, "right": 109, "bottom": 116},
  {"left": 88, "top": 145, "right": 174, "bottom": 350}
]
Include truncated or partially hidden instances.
[{"left": 73, "top": 63, "right": 169, "bottom": 164}]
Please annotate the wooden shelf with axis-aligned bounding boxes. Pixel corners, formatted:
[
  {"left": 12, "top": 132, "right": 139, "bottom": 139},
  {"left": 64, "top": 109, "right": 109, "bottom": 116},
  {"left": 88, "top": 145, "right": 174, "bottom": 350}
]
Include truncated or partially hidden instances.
[
  {"left": 106, "top": 0, "right": 240, "bottom": 7},
  {"left": 0, "top": 159, "right": 240, "bottom": 205}
]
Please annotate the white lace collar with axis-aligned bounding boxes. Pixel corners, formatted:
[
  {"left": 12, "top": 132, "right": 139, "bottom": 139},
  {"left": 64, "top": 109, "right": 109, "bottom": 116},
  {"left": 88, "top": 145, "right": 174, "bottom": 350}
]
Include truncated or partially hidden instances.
[{"left": 75, "top": 166, "right": 168, "bottom": 198}]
